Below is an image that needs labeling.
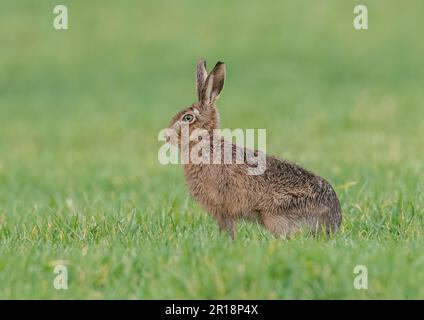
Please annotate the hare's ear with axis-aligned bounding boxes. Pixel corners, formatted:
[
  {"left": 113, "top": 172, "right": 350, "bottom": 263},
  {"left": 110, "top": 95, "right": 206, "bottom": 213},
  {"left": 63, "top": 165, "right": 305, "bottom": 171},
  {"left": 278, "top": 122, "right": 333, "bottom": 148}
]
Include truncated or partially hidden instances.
[
  {"left": 201, "top": 61, "right": 225, "bottom": 106},
  {"left": 196, "top": 59, "right": 208, "bottom": 101}
]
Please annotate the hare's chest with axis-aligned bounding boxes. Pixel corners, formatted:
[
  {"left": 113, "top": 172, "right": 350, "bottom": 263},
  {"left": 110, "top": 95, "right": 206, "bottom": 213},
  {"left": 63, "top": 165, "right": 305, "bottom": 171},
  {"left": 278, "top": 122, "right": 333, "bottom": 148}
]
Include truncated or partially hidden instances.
[{"left": 184, "top": 165, "right": 227, "bottom": 210}]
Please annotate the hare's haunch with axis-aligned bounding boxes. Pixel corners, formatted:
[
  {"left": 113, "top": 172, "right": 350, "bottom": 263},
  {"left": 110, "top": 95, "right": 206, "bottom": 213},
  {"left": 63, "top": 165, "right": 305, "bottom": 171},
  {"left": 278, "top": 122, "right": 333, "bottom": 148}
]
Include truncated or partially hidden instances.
[{"left": 165, "top": 59, "right": 342, "bottom": 239}]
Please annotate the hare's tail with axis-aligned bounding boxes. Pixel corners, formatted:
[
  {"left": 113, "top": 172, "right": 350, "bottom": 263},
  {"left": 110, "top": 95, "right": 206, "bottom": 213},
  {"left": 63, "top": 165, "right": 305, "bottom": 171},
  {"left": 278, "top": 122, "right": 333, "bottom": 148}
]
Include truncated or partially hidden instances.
[{"left": 261, "top": 184, "right": 342, "bottom": 237}]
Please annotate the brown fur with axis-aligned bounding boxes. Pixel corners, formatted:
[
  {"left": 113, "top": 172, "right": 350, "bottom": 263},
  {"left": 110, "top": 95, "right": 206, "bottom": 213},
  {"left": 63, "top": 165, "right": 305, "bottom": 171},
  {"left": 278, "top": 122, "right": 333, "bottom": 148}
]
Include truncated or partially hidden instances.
[{"left": 166, "top": 59, "right": 342, "bottom": 239}]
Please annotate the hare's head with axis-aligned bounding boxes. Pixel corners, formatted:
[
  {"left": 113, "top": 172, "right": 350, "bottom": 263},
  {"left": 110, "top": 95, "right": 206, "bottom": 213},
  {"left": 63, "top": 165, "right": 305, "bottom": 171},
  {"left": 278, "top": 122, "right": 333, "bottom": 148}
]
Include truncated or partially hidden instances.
[{"left": 165, "top": 59, "right": 226, "bottom": 146}]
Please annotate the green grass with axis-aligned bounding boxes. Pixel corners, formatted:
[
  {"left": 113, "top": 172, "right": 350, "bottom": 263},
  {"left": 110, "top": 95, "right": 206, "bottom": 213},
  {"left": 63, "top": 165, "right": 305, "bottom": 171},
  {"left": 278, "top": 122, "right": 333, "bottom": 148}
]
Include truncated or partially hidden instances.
[{"left": 1, "top": 0, "right": 424, "bottom": 299}]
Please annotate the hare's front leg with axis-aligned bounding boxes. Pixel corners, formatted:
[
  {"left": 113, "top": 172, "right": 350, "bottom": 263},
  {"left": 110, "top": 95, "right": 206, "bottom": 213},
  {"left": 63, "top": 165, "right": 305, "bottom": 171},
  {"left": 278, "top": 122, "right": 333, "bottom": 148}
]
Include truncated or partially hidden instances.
[
  {"left": 262, "top": 214, "right": 298, "bottom": 238},
  {"left": 214, "top": 213, "right": 236, "bottom": 240}
]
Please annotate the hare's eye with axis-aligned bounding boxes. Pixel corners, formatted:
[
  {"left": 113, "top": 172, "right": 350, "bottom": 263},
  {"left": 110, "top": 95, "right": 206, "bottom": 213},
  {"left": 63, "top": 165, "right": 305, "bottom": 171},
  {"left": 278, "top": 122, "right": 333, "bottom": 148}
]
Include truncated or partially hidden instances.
[{"left": 182, "top": 114, "right": 194, "bottom": 123}]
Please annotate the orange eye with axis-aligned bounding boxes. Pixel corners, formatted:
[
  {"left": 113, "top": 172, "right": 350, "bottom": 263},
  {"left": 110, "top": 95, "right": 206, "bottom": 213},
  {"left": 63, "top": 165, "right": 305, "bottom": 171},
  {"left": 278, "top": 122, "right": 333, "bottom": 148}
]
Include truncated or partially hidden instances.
[{"left": 182, "top": 114, "right": 194, "bottom": 123}]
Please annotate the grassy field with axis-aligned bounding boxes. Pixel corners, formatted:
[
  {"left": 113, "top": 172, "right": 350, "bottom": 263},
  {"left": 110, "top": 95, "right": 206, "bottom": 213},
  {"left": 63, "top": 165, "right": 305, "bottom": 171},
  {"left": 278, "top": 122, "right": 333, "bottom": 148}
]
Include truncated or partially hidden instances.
[{"left": 1, "top": 0, "right": 424, "bottom": 299}]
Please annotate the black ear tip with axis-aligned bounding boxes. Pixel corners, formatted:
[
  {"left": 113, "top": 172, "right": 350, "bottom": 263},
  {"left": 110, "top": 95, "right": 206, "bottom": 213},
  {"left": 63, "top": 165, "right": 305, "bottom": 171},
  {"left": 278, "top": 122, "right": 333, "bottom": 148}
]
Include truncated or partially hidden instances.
[{"left": 213, "top": 61, "right": 225, "bottom": 72}]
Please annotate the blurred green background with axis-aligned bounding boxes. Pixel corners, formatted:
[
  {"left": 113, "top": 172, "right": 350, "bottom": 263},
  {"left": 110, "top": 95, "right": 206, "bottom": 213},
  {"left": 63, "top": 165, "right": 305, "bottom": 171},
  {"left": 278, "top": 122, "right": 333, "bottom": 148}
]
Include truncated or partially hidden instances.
[{"left": 0, "top": 0, "right": 423, "bottom": 299}]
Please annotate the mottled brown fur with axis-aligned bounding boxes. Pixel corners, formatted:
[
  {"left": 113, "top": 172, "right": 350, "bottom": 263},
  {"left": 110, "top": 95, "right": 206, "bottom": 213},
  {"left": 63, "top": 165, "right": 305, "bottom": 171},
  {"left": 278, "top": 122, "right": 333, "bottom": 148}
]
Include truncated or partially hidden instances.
[{"left": 166, "top": 59, "right": 342, "bottom": 239}]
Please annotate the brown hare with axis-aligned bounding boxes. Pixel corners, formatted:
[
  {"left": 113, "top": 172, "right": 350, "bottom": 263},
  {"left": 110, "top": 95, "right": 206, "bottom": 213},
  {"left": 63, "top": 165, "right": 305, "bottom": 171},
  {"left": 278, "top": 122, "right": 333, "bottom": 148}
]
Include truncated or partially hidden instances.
[{"left": 165, "top": 59, "right": 342, "bottom": 239}]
